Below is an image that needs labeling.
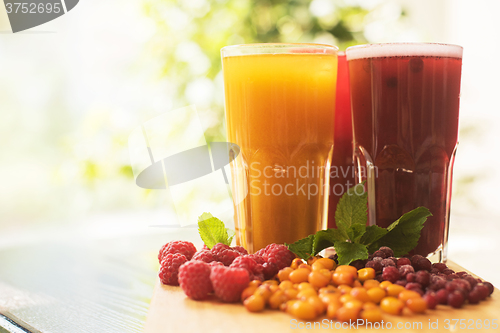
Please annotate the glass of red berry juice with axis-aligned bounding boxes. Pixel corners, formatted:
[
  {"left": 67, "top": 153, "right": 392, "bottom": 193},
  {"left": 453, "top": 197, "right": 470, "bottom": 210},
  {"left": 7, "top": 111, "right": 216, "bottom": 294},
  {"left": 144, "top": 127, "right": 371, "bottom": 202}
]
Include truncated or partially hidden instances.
[
  {"left": 346, "top": 43, "right": 463, "bottom": 262},
  {"left": 327, "top": 52, "right": 355, "bottom": 228}
]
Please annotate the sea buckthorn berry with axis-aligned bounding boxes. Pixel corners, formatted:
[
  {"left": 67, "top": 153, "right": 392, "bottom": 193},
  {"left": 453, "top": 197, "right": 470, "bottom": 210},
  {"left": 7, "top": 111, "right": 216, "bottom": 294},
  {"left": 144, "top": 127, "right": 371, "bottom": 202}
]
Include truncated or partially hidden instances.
[
  {"left": 278, "top": 267, "right": 294, "bottom": 282},
  {"left": 326, "top": 301, "right": 342, "bottom": 319},
  {"left": 379, "top": 281, "right": 392, "bottom": 290},
  {"left": 284, "top": 288, "right": 299, "bottom": 300},
  {"left": 315, "top": 258, "right": 336, "bottom": 271},
  {"left": 380, "top": 297, "right": 405, "bottom": 315},
  {"left": 335, "top": 265, "right": 358, "bottom": 276},
  {"left": 358, "top": 268, "right": 376, "bottom": 281},
  {"left": 398, "top": 290, "right": 421, "bottom": 303},
  {"left": 367, "top": 287, "right": 386, "bottom": 304},
  {"left": 298, "top": 264, "right": 312, "bottom": 271},
  {"left": 269, "top": 285, "right": 279, "bottom": 294},
  {"left": 249, "top": 280, "right": 262, "bottom": 288},
  {"left": 307, "top": 256, "right": 321, "bottom": 265},
  {"left": 289, "top": 268, "right": 310, "bottom": 284},
  {"left": 362, "top": 302, "right": 378, "bottom": 311},
  {"left": 291, "top": 258, "right": 303, "bottom": 270},
  {"left": 386, "top": 284, "right": 406, "bottom": 297},
  {"left": 319, "top": 285, "right": 337, "bottom": 294},
  {"left": 311, "top": 261, "right": 325, "bottom": 271},
  {"left": 254, "top": 285, "right": 272, "bottom": 301},
  {"left": 297, "top": 282, "right": 314, "bottom": 291},
  {"left": 279, "top": 280, "right": 294, "bottom": 290},
  {"left": 309, "top": 271, "right": 331, "bottom": 288},
  {"left": 288, "top": 300, "right": 317, "bottom": 320},
  {"left": 297, "top": 288, "right": 317, "bottom": 300},
  {"left": 353, "top": 280, "right": 363, "bottom": 288},
  {"left": 269, "top": 290, "right": 287, "bottom": 309},
  {"left": 244, "top": 294, "right": 265, "bottom": 312},
  {"left": 263, "top": 280, "right": 279, "bottom": 286},
  {"left": 320, "top": 293, "right": 340, "bottom": 305},
  {"left": 308, "top": 296, "right": 326, "bottom": 315},
  {"left": 350, "top": 287, "right": 371, "bottom": 303},
  {"left": 339, "top": 294, "right": 356, "bottom": 304},
  {"left": 336, "top": 306, "right": 361, "bottom": 322},
  {"left": 406, "top": 297, "right": 427, "bottom": 313},
  {"left": 241, "top": 286, "right": 258, "bottom": 301},
  {"left": 343, "top": 300, "right": 363, "bottom": 311},
  {"left": 337, "top": 285, "right": 353, "bottom": 295},
  {"left": 332, "top": 272, "right": 355, "bottom": 286},
  {"left": 361, "top": 308, "right": 383, "bottom": 322},
  {"left": 363, "top": 279, "right": 380, "bottom": 290}
]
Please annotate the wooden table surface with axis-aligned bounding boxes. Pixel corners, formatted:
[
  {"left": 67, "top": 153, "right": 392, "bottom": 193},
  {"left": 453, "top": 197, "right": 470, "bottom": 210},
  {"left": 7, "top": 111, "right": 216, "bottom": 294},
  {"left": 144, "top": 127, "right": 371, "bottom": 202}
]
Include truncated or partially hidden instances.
[{"left": 144, "top": 261, "right": 500, "bottom": 333}]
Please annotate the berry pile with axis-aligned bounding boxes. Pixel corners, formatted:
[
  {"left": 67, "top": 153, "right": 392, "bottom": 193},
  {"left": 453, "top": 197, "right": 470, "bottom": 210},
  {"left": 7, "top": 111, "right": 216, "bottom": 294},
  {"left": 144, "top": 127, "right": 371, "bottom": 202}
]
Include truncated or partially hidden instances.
[
  {"left": 158, "top": 241, "right": 294, "bottom": 302},
  {"left": 348, "top": 246, "right": 494, "bottom": 309}
]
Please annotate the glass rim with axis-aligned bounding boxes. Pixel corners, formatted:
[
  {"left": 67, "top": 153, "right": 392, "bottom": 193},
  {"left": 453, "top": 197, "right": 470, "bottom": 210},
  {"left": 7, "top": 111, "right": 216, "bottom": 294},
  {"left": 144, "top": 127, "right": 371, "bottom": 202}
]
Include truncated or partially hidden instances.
[
  {"left": 346, "top": 42, "right": 463, "bottom": 61},
  {"left": 221, "top": 43, "right": 339, "bottom": 57}
]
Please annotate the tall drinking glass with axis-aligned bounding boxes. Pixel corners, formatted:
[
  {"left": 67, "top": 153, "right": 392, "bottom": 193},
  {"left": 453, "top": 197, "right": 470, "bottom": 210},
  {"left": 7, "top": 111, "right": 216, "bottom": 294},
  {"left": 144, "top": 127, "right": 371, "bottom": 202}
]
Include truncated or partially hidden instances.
[
  {"left": 346, "top": 43, "right": 463, "bottom": 262},
  {"left": 222, "top": 44, "right": 338, "bottom": 253}
]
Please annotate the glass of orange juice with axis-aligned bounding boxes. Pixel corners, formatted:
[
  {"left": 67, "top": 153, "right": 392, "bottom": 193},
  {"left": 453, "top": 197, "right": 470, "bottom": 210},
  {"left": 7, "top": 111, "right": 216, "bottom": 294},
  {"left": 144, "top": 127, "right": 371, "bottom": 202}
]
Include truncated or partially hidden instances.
[{"left": 221, "top": 43, "right": 338, "bottom": 253}]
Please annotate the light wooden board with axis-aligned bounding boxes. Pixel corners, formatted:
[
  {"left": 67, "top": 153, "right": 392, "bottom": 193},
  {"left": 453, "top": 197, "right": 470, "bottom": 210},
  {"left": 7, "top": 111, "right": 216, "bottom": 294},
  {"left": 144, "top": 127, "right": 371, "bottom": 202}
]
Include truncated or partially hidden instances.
[{"left": 144, "top": 261, "right": 500, "bottom": 333}]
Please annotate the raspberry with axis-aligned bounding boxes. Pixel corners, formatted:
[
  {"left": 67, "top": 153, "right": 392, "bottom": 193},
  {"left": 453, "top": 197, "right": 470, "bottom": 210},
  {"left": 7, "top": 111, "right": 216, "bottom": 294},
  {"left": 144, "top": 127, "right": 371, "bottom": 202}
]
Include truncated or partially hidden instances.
[
  {"left": 192, "top": 250, "right": 217, "bottom": 263},
  {"left": 382, "top": 266, "right": 400, "bottom": 283},
  {"left": 158, "top": 241, "right": 196, "bottom": 263},
  {"left": 372, "top": 250, "right": 386, "bottom": 259},
  {"left": 159, "top": 253, "right": 188, "bottom": 286},
  {"left": 415, "top": 270, "right": 431, "bottom": 287},
  {"left": 232, "top": 246, "right": 248, "bottom": 255},
  {"left": 411, "top": 255, "right": 432, "bottom": 271},
  {"left": 436, "top": 289, "right": 449, "bottom": 304},
  {"left": 350, "top": 259, "right": 366, "bottom": 270},
  {"left": 210, "top": 265, "right": 250, "bottom": 302},
  {"left": 230, "top": 255, "right": 264, "bottom": 281},
  {"left": 406, "top": 272, "right": 416, "bottom": 283},
  {"left": 260, "top": 244, "right": 295, "bottom": 270},
  {"left": 423, "top": 292, "right": 438, "bottom": 309},
  {"left": 448, "top": 290, "right": 464, "bottom": 308},
  {"left": 432, "top": 262, "right": 447, "bottom": 272},
  {"left": 381, "top": 258, "right": 396, "bottom": 268},
  {"left": 211, "top": 243, "right": 241, "bottom": 266},
  {"left": 178, "top": 260, "right": 213, "bottom": 300}
]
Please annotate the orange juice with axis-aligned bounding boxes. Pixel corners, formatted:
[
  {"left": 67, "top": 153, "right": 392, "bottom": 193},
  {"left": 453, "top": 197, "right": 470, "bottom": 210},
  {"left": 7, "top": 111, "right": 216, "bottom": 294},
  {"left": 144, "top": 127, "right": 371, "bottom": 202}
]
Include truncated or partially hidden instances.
[{"left": 222, "top": 44, "right": 338, "bottom": 252}]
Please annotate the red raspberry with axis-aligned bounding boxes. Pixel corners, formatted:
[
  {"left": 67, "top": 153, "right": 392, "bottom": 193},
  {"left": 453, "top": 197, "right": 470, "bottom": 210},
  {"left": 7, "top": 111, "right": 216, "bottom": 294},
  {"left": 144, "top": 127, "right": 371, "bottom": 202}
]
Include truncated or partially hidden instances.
[
  {"left": 192, "top": 250, "right": 217, "bottom": 263},
  {"left": 230, "top": 255, "right": 264, "bottom": 281},
  {"left": 178, "top": 261, "right": 213, "bottom": 300},
  {"left": 232, "top": 246, "right": 248, "bottom": 255},
  {"left": 159, "top": 253, "right": 188, "bottom": 285},
  {"left": 211, "top": 243, "right": 241, "bottom": 266},
  {"left": 158, "top": 241, "right": 196, "bottom": 263},
  {"left": 210, "top": 265, "right": 250, "bottom": 302},
  {"left": 382, "top": 266, "right": 400, "bottom": 283},
  {"left": 260, "top": 244, "right": 295, "bottom": 271}
]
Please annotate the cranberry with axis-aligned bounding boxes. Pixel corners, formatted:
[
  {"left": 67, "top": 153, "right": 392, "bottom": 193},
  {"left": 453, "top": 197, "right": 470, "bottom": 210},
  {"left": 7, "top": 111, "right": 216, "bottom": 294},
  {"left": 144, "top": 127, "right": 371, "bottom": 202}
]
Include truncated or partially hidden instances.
[
  {"left": 399, "top": 265, "right": 415, "bottom": 279},
  {"left": 350, "top": 259, "right": 366, "bottom": 270},
  {"left": 442, "top": 269, "right": 455, "bottom": 275},
  {"left": 446, "top": 274, "right": 459, "bottom": 280},
  {"left": 406, "top": 272, "right": 416, "bottom": 283},
  {"left": 415, "top": 270, "right": 430, "bottom": 287},
  {"left": 436, "top": 289, "right": 449, "bottom": 305},
  {"left": 428, "top": 278, "right": 446, "bottom": 291},
  {"left": 372, "top": 250, "right": 386, "bottom": 259},
  {"left": 396, "top": 257, "right": 411, "bottom": 268},
  {"left": 483, "top": 282, "right": 494, "bottom": 295},
  {"left": 474, "top": 284, "right": 490, "bottom": 300},
  {"left": 423, "top": 291, "right": 438, "bottom": 309},
  {"left": 448, "top": 291, "right": 465, "bottom": 308},
  {"left": 457, "top": 271, "right": 468, "bottom": 278},
  {"left": 415, "top": 257, "right": 432, "bottom": 271},
  {"left": 382, "top": 266, "right": 400, "bottom": 283},
  {"left": 378, "top": 246, "right": 394, "bottom": 258},
  {"left": 454, "top": 279, "right": 472, "bottom": 292},
  {"left": 464, "top": 276, "right": 478, "bottom": 289},
  {"left": 381, "top": 259, "right": 396, "bottom": 268},
  {"left": 432, "top": 263, "right": 447, "bottom": 272},
  {"left": 467, "top": 289, "right": 481, "bottom": 304},
  {"left": 395, "top": 279, "right": 408, "bottom": 287},
  {"left": 372, "top": 256, "right": 383, "bottom": 263},
  {"left": 365, "top": 260, "right": 383, "bottom": 273},
  {"left": 410, "top": 255, "right": 424, "bottom": 267}
]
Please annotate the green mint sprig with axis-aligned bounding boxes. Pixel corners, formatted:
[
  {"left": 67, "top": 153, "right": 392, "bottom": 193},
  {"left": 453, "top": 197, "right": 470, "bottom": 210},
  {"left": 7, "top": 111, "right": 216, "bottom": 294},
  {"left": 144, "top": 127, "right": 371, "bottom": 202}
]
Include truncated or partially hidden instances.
[
  {"left": 198, "top": 212, "right": 235, "bottom": 249},
  {"left": 287, "top": 183, "right": 432, "bottom": 265}
]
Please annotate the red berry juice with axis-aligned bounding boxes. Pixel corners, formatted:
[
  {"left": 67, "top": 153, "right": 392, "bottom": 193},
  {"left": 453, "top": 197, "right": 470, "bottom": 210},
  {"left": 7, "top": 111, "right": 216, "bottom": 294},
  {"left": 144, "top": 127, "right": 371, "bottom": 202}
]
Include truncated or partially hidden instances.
[{"left": 346, "top": 43, "right": 463, "bottom": 260}]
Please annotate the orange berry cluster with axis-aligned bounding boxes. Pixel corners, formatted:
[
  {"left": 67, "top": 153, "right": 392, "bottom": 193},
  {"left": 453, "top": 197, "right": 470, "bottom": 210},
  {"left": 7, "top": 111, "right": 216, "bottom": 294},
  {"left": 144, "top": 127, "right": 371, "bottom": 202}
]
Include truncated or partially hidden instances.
[{"left": 241, "top": 257, "right": 428, "bottom": 322}]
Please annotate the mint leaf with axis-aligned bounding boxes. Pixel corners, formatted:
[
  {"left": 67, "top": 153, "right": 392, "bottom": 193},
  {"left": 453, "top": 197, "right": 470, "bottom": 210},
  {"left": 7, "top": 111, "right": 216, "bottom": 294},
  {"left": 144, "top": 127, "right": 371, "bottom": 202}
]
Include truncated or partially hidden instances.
[
  {"left": 312, "top": 229, "right": 346, "bottom": 255},
  {"left": 335, "top": 182, "right": 367, "bottom": 236},
  {"left": 347, "top": 224, "right": 366, "bottom": 243},
  {"left": 360, "top": 225, "right": 388, "bottom": 246},
  {"left": 335, "top": 242, "right": 369, "bottom": 265},
  {"left": 198, "top": 213, "right": 232, "bottom": 249},
  {"left": 368, "top": 207, "right": 432, "bottom": 256},
  {"left": 286, "top": 235, "right": 315, "bottom": 260}
]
